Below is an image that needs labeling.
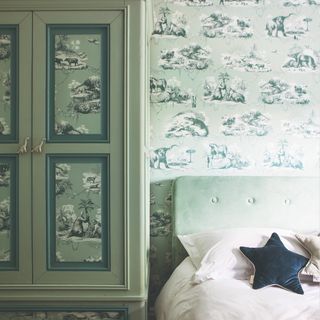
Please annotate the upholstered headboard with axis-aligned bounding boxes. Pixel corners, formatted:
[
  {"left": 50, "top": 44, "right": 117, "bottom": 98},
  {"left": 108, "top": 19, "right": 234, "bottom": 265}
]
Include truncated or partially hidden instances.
[{"left": 172, "top": 176, "right": 320, "bottom": 267}]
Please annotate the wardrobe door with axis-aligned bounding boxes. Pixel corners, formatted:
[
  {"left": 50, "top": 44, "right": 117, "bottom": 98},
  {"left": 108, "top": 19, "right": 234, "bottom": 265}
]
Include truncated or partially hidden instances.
[
  {"left": 32, "top": 11, "right": 125, "bottom": 287},
  {"left": 0, "top": 12, "right": 32, "bottom": 284}
]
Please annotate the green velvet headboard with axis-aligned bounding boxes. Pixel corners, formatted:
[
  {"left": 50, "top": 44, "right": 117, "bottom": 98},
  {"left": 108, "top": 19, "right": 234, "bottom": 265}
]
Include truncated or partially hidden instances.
[{"left": 172, "top": 176, "right": 320, "bottom": 268}]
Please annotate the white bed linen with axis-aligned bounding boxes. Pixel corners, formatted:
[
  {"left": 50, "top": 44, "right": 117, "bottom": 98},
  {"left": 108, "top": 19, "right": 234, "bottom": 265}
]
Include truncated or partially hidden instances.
[{"left": 155, "top": 257, "right": 320, "bottom": 320}]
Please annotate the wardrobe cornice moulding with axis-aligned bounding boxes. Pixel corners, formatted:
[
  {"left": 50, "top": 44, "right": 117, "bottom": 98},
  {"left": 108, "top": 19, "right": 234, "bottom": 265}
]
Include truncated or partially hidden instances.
[{"left": 0, "top": 0, "right": 145, "bottom": 10}]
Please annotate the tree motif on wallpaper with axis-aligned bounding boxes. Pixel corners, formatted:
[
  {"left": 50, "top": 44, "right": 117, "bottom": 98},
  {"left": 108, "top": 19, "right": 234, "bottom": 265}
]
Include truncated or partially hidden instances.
[
  {"left": 266, "top": 14, "right": 312, "bottom": 39},
  {"left": 150, "top": 77, "right": 194, "bottom": 104},
  {"left": 166, "top": 111, "right": 209, "bottom": 138},
  {"left": 283, "top": 0, "right": 320, "bottom": 6},
  {"left": 56, "top": 202, "right": 101, "bottom": 240},
  {"left": 282, "top": 113, "right": 320, "bottom": 138},
  {"left": 153, "top": 7, "right": 187, "bottom": 37},
  {"left": 0, "top": 311, "right": 126, "bottom": 320},
  {"left": 264, "top": 140, "right": 303, "bottom": 169},
  {"left": 206, "top": 143, "right": 249, "bottom": 169},
  {"left": 0, "top": 35, "right": 10, "bottom": 60},
  {"left": 150, "top": 209, "right": 171, "bottom": 236},
  {"left": 55, "top": 35, "right": 88, "bottom": 70},
  {"left": 221, "top": 110, "right": 270, "bottom": 136},
  {"left": 55, "top": 163, "right": 102, "bottom": 262},
  {"left": 159, "top": 44, "right": 211, "bottom": 70},
  {"left": 201, "top": 12, "right": 253, "bottom": 38},
  {"left": 282, "top": 47, "right": 319, "bottom": 71},
  {"left": 222, "top": 46, "right": 271, "bottom": 72},
  {"left": 260, "top": 78, "right": 309, "bottom": 105},
  {"left": 204, "top": 73, "right": 246, "bottom": 104}
]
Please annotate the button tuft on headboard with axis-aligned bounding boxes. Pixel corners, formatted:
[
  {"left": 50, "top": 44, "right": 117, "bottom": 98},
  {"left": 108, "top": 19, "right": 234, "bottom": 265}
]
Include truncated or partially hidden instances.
[
  {"left": 284, "top": 199, "right": 291, "bottom": 205},
  {"left": 247, "top": 197, "right": 256, "bottom": 204},
  {"left": 211, "top": 196, "right": 219, "bottom": 204}
]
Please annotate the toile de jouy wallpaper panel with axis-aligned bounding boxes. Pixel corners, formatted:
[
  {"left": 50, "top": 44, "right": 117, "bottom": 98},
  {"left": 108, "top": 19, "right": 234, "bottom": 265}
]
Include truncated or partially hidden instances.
[
  {"left": 149, "top": 0, "right": 320, "bottom": 310},
  {"left": 0, "top": 311, "right": 126, "bottom": 320}
]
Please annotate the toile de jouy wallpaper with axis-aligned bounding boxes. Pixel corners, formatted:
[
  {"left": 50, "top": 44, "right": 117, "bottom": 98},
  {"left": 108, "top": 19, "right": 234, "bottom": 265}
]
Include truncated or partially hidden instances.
[
  {"left": 0, "top": 311, "right": 125, "bottom": 320},
  {"left": 149, "top": 0, "right": 320, "bottom": 312}
]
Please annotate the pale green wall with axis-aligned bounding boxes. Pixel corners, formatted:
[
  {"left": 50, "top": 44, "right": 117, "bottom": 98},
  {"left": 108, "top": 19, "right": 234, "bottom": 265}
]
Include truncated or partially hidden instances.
[{"left": 149, "top": 0, "right": 320, "bottom": 308}]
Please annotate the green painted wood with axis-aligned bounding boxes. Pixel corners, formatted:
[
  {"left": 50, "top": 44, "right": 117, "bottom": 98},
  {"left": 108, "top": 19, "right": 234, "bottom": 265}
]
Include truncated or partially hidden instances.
[
  {"left": 0, "top": 0, "right": 129, "bottom": 10},
  {"left": 125, "top": 0, "right": 149, "bottom": 298},
  {"left": 32, "top": 10, "right": 125, "bottom": 286},
  {"left": 0, "top": 12, "right": 32, "bottom": 285},
  {"left": 0, "top": 1, "right": 148, "bottom": 312}
]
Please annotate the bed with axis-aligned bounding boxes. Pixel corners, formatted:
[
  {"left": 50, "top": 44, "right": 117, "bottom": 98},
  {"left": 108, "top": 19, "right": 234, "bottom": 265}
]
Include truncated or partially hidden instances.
[{"left": 155, "top": 176, "right": 320, "bottom": 320}]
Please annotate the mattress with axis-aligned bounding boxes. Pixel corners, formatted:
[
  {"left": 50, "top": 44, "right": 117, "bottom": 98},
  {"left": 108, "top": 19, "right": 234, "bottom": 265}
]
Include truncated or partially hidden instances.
[{"left": 155, "top": 257, "right": 320, "bottom": 320}]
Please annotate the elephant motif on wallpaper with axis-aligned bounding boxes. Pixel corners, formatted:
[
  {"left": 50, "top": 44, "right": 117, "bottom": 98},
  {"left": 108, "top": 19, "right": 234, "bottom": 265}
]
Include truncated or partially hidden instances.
[
  {"left": 159, "top": 44, "right": 211, "bottom": 70},
  {"left": 150, "top": 145, "right": 177, "bottom": 169},
  {"left": 150, "top": 77, "right": 167, "bottom": 93},
  {"left": 266, "top": 14, "right": 293, "bottom": 37},
  {"left": 283, "top": 50, "right": 318, "bottom": 70},
  {"left": 206, "top": 143, "right": 249, "bottom": 169},
  {"left": 150, "top": 77, "right": 193, "bottom": 104}
]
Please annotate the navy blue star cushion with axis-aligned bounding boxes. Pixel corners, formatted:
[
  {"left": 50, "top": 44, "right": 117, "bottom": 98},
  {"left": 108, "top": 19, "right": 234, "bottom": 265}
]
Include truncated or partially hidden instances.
[{"left": 240, "top": 232, "right": 308, "bottom": 294}]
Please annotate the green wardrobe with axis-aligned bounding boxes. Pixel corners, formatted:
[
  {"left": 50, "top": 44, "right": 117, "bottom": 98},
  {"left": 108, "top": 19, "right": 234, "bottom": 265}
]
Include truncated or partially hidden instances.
[{"left": 0, "top": 0, "right": 148, "bottom": 319}]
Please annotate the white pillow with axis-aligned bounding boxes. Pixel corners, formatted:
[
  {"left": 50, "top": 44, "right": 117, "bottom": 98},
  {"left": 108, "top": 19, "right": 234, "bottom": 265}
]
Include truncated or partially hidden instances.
[{"left": 178, "top": 228, "right": 310, "bottom": 283}]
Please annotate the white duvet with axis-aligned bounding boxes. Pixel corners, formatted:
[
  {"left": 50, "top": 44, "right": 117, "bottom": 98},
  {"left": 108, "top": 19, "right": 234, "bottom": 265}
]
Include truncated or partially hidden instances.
[{"left": 155, "top": 258, "right": 320, "bottom": 320}]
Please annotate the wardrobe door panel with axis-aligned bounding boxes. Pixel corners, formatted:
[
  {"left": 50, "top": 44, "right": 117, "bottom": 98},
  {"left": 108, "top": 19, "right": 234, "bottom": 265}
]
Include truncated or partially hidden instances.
[
  {"left": 0, "top": 12, "right": 32, "bottom": 284},
  {"left": 47, "top": 25, "right": 109, "bottom": 142},
  {"left": 47, "top": 155, "right": 110, "bottom": 270},
  {"left": 32, "top": 11, "right": 125, "bottom": 287}
]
